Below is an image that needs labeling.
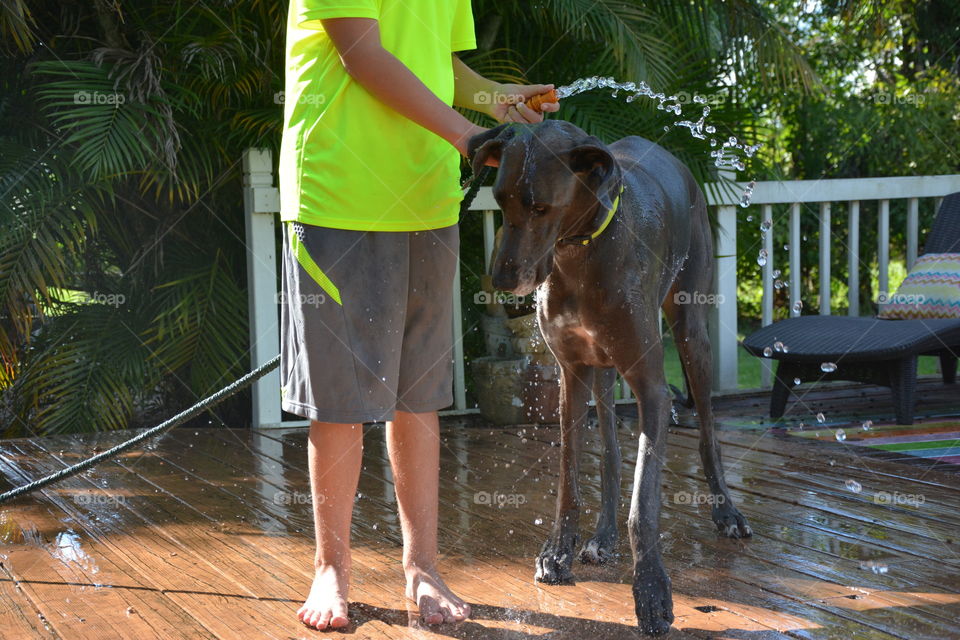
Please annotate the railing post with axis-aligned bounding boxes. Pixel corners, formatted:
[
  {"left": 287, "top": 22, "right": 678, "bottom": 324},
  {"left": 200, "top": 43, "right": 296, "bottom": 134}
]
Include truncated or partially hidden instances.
[
  {"left": 878, "top": 199, "right": 890, "bottom": 300},
  {"left": 242, "top": 148, "right": 281, "bottom": 428},
  {"left": 906, "top": 197, "right": 919, "bottom": 271},
  {"left": 711, "top": 200, "right": 739, "bottom": 392},
  {"left": 790, "top": 203, "right": 802, "bottom": 317},
  {"left": 819, "top": 202, "right": 831, "bottom": 315},
  {"left": 760, "top": 204, "right": 774, "bottom": 387},
  {"left": 848, "top": 201, "right": 860, "bottom": 316}
]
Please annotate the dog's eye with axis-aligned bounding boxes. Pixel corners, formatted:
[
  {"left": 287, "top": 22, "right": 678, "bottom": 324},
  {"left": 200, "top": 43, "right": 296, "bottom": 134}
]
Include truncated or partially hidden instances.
[{"left": 531, "top": 204, "right": 549, "bottom": 216}]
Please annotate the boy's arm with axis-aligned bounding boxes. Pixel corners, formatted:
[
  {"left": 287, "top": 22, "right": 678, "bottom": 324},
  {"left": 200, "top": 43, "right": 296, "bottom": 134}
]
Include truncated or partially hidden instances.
[
  {"left": 322, "top": 17, "right": 485, "bottom": 157},
  {"left": 452, "top": 56, "right": 559, "bottom": 124}
]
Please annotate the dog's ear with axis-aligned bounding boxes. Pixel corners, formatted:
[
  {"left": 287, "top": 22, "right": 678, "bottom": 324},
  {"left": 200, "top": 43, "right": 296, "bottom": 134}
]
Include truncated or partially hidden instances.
[
  {"left": 569, "top": 144, "right": 619, "bottom": 211},
  {"left": 468, "top": 123, "right": 512, "bottom": 177}
]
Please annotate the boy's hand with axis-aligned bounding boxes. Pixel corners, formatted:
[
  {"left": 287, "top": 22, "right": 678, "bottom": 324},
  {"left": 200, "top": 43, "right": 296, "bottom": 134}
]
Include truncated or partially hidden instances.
[
  {"left": 453, "top": 124, "right": 498, "bottom": 166},
  {"left": 489, "top": 83, "right": 560, "bottom": 123}
]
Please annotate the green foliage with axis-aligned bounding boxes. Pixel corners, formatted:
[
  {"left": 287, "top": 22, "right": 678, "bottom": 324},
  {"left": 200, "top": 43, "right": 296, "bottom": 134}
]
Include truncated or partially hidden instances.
[{"left": 1, "top": 0, "right": 955, "bottom": 431}]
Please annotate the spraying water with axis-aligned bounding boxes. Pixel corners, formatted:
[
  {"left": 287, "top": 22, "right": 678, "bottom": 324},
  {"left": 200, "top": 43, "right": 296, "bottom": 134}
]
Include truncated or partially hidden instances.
[{"left": 554, "top": 76, "right": 761, "bottom": 204}]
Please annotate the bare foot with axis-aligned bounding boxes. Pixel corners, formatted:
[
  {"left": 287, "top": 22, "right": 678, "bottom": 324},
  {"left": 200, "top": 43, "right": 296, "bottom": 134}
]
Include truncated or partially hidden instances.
[
  {"left": 404, "top": 565, "right": 471, "bottom": 624},
  {"left": 298, "top": 564, "right": 350, "bottom": 630}
]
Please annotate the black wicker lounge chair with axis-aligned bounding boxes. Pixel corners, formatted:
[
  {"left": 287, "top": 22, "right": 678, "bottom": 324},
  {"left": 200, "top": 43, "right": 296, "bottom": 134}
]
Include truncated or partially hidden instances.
[{"left": 742, "top": 192, "right": 960, "bottom": 425}]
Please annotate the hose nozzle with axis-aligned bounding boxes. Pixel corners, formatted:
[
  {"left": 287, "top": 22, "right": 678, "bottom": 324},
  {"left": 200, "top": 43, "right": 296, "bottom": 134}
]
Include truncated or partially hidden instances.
[{"left": 525, "top": 89, "right": 558, "bottom": 113}]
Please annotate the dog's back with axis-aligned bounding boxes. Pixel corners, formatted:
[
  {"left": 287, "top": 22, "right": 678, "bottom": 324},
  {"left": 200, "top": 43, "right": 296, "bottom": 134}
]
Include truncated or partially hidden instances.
[{"left": 605, "top": 135, "right": 710, "bottom": 305}]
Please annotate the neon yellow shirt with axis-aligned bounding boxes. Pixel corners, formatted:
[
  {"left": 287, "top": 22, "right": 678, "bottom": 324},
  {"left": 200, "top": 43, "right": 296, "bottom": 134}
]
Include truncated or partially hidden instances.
[{"left": 279, "top": 0, "right": 476, "bottom": 231}]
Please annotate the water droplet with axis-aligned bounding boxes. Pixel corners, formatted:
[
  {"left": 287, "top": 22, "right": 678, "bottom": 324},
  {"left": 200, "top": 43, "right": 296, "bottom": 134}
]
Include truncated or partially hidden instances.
[
  {"left": 793, "top": 377, "right": 801, "bottom": 385},
  {"left": 861, "top": 420, "right": 873, "bottom": 431},
  {"left": 793, "top": 300, "right": 804, "bottom": 312},
  {"left": 820, "top": 362, "right": 837, "bottom": 373},
  {"left": 845, "top": 479, "right": 862, "bottom": 494},
  {"left": 816, "top": 412, "right": 825, "bottom": 423},
  {"left": 860, "top": 560, "right": 888, "bottom": 574},
  {"left": 835, "top": 429, "right": 846, "bottom": 442},
  {"left": 534, "top": 517, "right": 544, "bottom": 525},
  {"left": 757, "top": 249, "right": 768, "bottom": 267},
  {"left": 763, "top": 346, "right": 773, "bottom": 357}
]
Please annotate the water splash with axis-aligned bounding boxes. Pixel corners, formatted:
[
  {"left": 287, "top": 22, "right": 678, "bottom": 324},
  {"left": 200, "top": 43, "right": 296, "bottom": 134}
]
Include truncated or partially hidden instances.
[
  {"left": 859, "top": 560, "right": 889, "bottom": 574},
  {"left": 554, "top": 76, "right": 761, "bottom": 178},
  {"left": 51, "top": 530, "right": 100, "bottom": 576},
  {"left": 740, "top": 181, "right": 757, "bottom": 208}
]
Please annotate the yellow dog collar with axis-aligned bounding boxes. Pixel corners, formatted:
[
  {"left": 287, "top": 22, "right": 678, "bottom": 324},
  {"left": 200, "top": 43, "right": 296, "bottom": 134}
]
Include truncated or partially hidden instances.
[{"left": 559, "top": 183, "right": 625, "bottom": 246}]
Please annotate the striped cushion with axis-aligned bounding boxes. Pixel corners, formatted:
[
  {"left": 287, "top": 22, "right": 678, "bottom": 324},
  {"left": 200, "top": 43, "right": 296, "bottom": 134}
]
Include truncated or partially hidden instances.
[{"left": 878, "top": 253, "right": 960, "bottom": 319}]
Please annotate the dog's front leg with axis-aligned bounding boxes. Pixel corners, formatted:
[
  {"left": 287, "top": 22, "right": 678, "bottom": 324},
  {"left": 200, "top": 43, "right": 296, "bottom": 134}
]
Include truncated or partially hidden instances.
[
  {"left": 580, "top": 366, "right": 620, "bottom": 564},
  {"left": 535, "top": 363, "right": 592, "bottom": 585},
  {"left": 622, "top": 364, "right": 674, "bottom": 636}
]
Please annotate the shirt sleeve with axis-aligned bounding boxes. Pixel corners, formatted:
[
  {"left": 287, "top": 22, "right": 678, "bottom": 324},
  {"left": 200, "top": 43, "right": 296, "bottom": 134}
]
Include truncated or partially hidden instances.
[
  {"left": 450, "top": 0, "right": 476, "bottom": 52},
  {"left": 296, "top": 0, "right": 380, "bottom": 31}
]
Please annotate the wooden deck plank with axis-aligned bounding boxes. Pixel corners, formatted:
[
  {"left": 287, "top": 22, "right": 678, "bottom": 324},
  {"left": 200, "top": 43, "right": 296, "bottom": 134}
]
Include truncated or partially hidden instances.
[
  {"left": 186, "top": 427, "right": 711, "bottom": 639},
  {"left": 0, "top": 455, "right": 220, "bottom": 640},
  {"left": 0, "top": 407, "right": 958, "bottom": 639},
  {"left": 0, "top": 552, "right": 57, "bottom": 639},
  {"left": 243, "top": 427, "right": 885, "bottom": 639},
  {"left": 0, "top": 438, "right": 375, "bottom": 640},
  {"left": 490, "top": 426, "right": 960, "bottom": 637}
]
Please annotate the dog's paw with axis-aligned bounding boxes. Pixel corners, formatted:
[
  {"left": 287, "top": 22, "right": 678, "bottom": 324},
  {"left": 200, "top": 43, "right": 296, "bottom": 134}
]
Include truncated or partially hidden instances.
[
  {"left": 579, "top": 532, "right": 617, "bottom": 565},
  {"left": 712, "top": 502, "right": 753, "bottom": 538},
  {"left": 535, "top": 541, "right": 577, "bottom": 584},
  {"left": 633, "top": 564, "right": 674, "bottom": 636}
]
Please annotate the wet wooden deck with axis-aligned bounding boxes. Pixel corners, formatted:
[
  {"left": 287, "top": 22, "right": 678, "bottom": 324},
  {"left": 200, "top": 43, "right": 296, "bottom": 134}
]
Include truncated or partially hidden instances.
[{"left": 1, "top": 390, "right": 959, "bottom": 639}]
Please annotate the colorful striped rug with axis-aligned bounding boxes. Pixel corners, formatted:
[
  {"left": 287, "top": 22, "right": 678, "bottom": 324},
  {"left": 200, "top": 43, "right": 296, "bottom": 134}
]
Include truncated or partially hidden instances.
[{"left": 786, "top": 420, "right": 960, "bottom": 466}]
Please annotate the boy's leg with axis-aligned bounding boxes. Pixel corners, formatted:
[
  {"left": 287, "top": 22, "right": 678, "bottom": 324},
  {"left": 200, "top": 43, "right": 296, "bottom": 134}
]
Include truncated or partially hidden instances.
[
  {"left": 386, "top": 410, "right": 470, "bottom": 624},
  {"left": 297, "top": 420, "right": 363, "bottom": 630}
]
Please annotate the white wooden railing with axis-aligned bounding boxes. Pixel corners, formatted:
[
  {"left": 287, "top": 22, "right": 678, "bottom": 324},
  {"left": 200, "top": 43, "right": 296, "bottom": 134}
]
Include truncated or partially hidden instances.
[{"left": 241, "top": 147, "right": 960, "bottom": 428}]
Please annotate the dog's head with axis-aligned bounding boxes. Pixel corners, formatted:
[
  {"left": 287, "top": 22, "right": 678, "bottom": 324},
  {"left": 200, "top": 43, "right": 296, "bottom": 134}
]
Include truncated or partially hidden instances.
[{"left": 468, "top": 120, "right": 621, "bottom": 297}]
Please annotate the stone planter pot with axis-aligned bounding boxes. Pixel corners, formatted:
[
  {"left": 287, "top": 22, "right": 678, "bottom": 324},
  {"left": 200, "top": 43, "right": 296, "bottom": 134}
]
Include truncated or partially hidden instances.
[
  {"left": 470, "top": 356, "right": 560, "bottom": 425},
  {"left": 473, "top": 309, "right": 560, "bottom": 424}
]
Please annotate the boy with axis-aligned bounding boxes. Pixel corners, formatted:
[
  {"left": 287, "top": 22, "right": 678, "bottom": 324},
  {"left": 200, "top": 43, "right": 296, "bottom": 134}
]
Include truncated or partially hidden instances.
[{"left": 278, "top": 0, "right": 559, "bottom": 630}]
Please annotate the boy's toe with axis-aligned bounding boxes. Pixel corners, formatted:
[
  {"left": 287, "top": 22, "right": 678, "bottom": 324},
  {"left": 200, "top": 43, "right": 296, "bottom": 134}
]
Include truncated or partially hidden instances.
[
  {"left": 419, "top": 596, "right": 443, "bottom": 625},
  {"left": 308, "top": 610, "right": 328, "bottom": 629}
]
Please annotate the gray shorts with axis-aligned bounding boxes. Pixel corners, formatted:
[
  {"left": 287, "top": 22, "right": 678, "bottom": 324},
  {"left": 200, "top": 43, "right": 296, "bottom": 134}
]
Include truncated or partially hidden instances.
[{"left": 280, "top": 221, "right": 459, "bottom": 423}]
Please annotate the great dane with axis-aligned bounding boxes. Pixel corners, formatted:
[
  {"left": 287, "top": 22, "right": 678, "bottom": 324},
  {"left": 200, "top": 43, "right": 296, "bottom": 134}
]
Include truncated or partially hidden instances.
[{"left": 468, "top": 121, "right": 752, "bottom": 636}]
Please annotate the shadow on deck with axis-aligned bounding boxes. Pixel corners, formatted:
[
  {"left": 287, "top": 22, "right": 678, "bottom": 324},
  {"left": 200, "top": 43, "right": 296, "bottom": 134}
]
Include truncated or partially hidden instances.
[{"left": 0, "top": 382, "right": 959, "bottom": 639}]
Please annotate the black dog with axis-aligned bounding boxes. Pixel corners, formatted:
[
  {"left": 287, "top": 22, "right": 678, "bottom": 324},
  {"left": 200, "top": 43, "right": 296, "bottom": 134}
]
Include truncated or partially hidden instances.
[{"left": 469, "top": 121, "right": 752, "bottom": 636}]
